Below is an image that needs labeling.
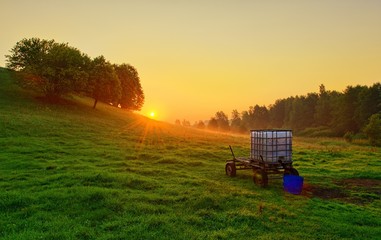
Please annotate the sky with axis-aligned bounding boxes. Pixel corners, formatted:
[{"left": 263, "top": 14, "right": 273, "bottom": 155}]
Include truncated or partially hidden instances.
[{"left": 1, "top": 0, "right": 381, "bottom": 123}]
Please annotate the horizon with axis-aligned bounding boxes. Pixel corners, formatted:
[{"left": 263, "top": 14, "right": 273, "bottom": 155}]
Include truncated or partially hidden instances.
[{"left": 1, "top": 0, "right": 381, "bottom": 123}]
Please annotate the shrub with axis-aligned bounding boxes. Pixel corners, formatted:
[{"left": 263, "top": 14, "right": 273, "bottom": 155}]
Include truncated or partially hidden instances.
[
  {"left": 344, "top": 131, "right": 354, "bottom": 143},
  {"left": 364, "top": 114, "right": 381, "bottom": 146}
]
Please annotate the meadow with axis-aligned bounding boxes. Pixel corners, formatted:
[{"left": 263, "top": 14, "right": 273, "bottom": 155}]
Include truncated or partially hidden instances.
[{"left": 0, "top": 67, "right": 380, "bottom": 239}]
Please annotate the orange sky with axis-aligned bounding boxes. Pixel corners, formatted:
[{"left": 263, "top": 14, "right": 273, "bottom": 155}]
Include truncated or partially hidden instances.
[{"left": 1, "top": 0, "right": 381, "bottom": 123}]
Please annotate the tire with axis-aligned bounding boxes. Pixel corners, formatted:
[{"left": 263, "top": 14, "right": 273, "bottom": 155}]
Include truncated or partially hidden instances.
[
  {"left": 284, "top": 167, "right": 299, "bottom": 176},
  {"left": 253, "top": 169, "right": 268, "bottom": 187},
  {"left": 225, "top": 162, "right": 236, "bottom": 177}
]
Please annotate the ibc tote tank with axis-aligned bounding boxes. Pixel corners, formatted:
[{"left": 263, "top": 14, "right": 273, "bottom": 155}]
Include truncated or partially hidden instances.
[{"left": 250, "top": 130, "right": 292, "bottom": 164}]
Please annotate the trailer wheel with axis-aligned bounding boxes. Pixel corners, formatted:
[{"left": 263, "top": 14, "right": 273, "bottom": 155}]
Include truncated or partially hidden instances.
[
  {"left": 253, "top": 170, "right": 268, "bottom": 187},
  {"left": 225, "top": 162, "right": 236, "bottom": 177},
  {"left": 284, "top": 168, "right": 299, "bottom": 176}
]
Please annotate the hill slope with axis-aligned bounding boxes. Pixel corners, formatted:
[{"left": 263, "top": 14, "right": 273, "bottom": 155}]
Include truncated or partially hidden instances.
[{"left": 0, "top": 67, "right": 380, "bottom": 239}]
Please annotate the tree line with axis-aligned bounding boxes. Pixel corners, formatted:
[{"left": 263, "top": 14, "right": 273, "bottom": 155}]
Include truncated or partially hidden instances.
[
  {"left": 5, "top": 38, "right": 144, "bottom": 110},
  {"left": 182, "top": 84, "right": 381, "bottom": 145}
]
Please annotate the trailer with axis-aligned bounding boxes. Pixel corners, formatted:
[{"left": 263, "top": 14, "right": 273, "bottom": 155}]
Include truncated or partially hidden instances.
[{"left": 225, "top": 130, "right": 299, "bottom": 187}]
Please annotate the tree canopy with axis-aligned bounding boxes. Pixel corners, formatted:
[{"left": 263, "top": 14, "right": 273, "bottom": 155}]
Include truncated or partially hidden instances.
[
  {"left": 5, "top": 37, "right": 144, "bottom": 110},
  {"left": 5, "top": 38, "right": 90, "bottom": 100},
  {"left": 206, "top": 83, "right": 381, "bottom": 143},
  {"left": 114, "top": 64, "right": 144, "bottom": 110},
  {"left": 88, "top": 56, "right": 121, "bottom": 109}
]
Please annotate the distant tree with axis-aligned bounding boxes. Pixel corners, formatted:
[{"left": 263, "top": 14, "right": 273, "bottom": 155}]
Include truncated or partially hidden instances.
[
  {"left": 88, "top": 56, "right": 121, "bottom": 109},
  {"left": 195, "top": 120, "right": 206, "bottom": 129},
  {"left": 364, "top": 113, "right": 381, "bottom": 146},
  {"left": 282, "top": 97, "right": 295, "bottom": 129},
  {"left": 114, "top": 64, "right": 144, "bottom": 110},
  {"left": 252, "top": 105, "right": 269, "bottom": 129},
  {"left": 355, "top": 83, "right": 381, "bottom": 129},
  {"left": 182, "top": 119, "right": 191, "bottom": 127},
  {"left": 241, "top": 105, "right": 269, "bottom": 130},
  {"left": 231, "top": 109, "right": 245, "bottom": 133},
  {"left": 314, "top": 84, "right": 333, "bottom": 126},
  {"left": 175, "top": 119, "right": 181, "bottom": 125},
  {"left": 331, "top": 85, "right": 364, "bottom": 135},
  {"left": 288, "top": 94, "right": 318, "bottom": 131},
  {"left": 215, "top": 111, "right": 230, "bottom": 131},
  {"left": 241, "top": 110, "right": 250, "bottom": 130},
  {"left": 209, "top": 83, "right": 381, "bottom": 137},
  {"left": 208, "top": 117, "right": 218, "bottom": 131},
  {"left": 268, "top": 99, "right": 286, "bottom": 128},
  {"left": 5, "top": 38, "right": 90, "bottom": 100},
  {"left": 241, "top": 107, "right": 254, "bottom": 130}
]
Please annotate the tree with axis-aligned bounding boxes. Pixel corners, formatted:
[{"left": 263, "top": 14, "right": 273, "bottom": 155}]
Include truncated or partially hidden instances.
[
  {"left": 241, "top": 106, "right": 256, "bottom": 130},
  {"left": 5, "top": 38, "right": 90, "bottom": 100},
  {"left": 215, "top": 111, "right": 230, "bottom": 131},
  {"left": 88, "top": 56, "right": 121, "bottom": 109},
  {"left": 331, "top": 85, "right": 364, "bottom": 135},
  {"left": 241, "top": 110, "right": 252, "bottom": 130},
  {"left": 252, "top": 105, "right": 269, "bottom": 129},
  {"left": 241, "top": 105, "right": 269, "bottom": 130},
  {"left": 269, "top": 99, "right": 286, "bottom": 128},
  {"left": 364, "top": 114, "right": 381, "bottom": 146},
  {"left": 114, "top": 64, "right": 144, "bottom": 110},
  {"left": 42, "top": 43, "right": 90, "bottom": 98},
  {"left": 182, "top": 119, "right": 191, "bottom": 127},
  {"left": 6, "top": 38, "right": 54, "bottom": 71},
  {"left": 355, "top": 83, "right": 381, "bottom": 129},
  {"left": 231, "top": 109, "right": 246, "bottom": 133},
  {"left": 195, "top": 120, "right": 206, "bottom": 129},
  {"left": 314, "top": 84, "right": 333, "bottom": 126},
  {"left": 207, "top": 117, "right": 218, "bottom": 131},
  {"left": 287, "top": 94, "right": 318, "bottom": 131}
]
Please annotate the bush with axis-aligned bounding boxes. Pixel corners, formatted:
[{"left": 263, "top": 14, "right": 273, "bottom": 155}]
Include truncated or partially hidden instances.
[
  {"left": 343, "top": 131, "right": 354, "bottom": 143},
  {"left": 364, "top": 114, "right": 381, "bottom": 146}
]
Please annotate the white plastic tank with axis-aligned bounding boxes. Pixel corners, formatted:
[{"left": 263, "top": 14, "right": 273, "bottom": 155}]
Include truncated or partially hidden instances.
[{"left": 250, "top": 130, "right": 292, "bottom": 163}]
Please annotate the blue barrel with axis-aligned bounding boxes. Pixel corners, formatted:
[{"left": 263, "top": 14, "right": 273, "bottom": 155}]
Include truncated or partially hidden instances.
[{"left": 283, "top": 175, "right": 304, "bottom": 195}]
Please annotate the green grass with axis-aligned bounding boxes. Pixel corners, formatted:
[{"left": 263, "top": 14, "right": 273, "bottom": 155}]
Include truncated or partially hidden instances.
[{"left": 1, "top": 67, "right": 380, "bottom": 239}]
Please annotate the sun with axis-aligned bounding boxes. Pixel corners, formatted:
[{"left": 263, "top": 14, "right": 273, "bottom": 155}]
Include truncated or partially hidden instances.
[{"left": 149, "top": 111, "right": 155, "bottom": 118}]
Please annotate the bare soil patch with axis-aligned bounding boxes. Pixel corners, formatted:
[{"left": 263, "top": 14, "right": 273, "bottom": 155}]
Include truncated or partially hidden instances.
[
  {"left": 338, "top": 178, "right": 381, "bottom": 193},
  {"left": 302, "top": 178, "right": 381, "bottom": 205}
]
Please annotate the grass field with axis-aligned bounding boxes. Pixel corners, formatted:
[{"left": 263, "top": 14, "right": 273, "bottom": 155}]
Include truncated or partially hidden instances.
[{"left": 1, "top": 67, "right": 380, "bottom": 239}]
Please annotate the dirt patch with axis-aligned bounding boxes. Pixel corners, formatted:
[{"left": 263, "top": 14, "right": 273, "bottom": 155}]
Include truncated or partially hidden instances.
[
  {"left": 337, "top": 178, "right": 381, "bottom": 205},
  {"left": 337, "top": 178, "right": 381, "bottom": 194},
  {"left": 302, "top": 183, "right": 348, "bottom": 199},
  {"left": 302, "top": 178, "right": 381, "bottom": 205},
  {"left": 311, "top": 186, "right": 348, "bottom": 199}
]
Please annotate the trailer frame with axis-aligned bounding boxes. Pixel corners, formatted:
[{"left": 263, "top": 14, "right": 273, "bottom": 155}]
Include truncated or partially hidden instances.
[{"left": 225, "top": 130, "right": 299, "bottom": 187}]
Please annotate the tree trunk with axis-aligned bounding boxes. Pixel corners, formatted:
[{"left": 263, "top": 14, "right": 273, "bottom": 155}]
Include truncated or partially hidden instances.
[{"left": 93, "top": 99, "right": 98, "bottom": 109}]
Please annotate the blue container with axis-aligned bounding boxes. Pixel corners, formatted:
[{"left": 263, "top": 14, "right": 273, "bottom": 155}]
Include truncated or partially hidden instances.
[{"left": 283, "top": 175, "right": 304, "bottom": 195}]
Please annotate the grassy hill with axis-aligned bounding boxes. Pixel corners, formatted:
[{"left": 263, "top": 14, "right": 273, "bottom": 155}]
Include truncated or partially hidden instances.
[{"left": 1, "top": 67, "right": 380, "bottom": 239}]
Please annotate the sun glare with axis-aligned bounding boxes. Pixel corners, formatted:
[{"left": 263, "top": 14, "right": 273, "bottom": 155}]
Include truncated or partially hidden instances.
[{"left": 149, "top": 112, "right": 155, "bottom": 118}]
